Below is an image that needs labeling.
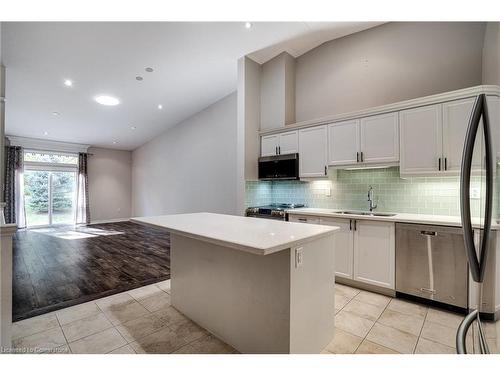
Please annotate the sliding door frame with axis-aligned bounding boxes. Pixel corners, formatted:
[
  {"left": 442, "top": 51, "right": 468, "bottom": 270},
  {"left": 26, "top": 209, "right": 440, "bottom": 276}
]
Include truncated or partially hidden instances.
[{"left": 24, "top": 164, "right": 78, "bottom": 228}]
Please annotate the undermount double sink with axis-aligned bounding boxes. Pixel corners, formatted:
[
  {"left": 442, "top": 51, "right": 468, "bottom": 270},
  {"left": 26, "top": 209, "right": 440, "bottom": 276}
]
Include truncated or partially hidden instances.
[{"left": 331, "top": 210, "right": 397, "bottom": 217}]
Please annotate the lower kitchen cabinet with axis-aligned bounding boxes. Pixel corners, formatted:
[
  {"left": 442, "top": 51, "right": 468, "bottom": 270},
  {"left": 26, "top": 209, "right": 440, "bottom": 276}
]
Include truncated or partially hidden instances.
[
  {"left": 320, "top": 217, "right": 353, "bottom": 279},
  {"left": 289, "top": 214, "right": 395, "bottom": 290},
  {"left": 353, "top": 220, "right": 395, "bottom": 289}
]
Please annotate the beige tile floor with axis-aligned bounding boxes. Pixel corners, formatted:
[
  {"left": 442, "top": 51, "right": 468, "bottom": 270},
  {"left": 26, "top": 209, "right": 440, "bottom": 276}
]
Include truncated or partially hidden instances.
[
  {"left": 10, "top": 281, "right": 500, "bottom": 354},
  {"left": 325, "top": 284, "right": 500, "bottom": 354}
]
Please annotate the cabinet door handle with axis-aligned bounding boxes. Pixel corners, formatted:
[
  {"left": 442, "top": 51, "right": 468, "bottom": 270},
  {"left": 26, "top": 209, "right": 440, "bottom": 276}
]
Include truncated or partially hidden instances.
[
  {"left": 324, "top": 165, "right": 327, "bottom": 175},
  {"left": 354, "top": 220, "right": 357, "bottom": 231},
  {"left": 360, "top": 151, "right": 364, "bottom": 162},
  {"left": 444, "top": 157, "right": 447, "bottom": 171},
  {"left": 356, "top": 152, "right": 359, "bottom": 162},
  {"left": 298, "top": 218, "right": 307, "bottom": 222},
  {"left": 349, "top": 219, "right": 352, "bottom": 231},
  {"left": 438, "top": 157, "right": 441, "bottom": 171},
  {"left": 275, "top": 146, "right": 278, "bottom": 155},
  {"left": 278, "top": 146, "right": 281, "bottom": 154}
]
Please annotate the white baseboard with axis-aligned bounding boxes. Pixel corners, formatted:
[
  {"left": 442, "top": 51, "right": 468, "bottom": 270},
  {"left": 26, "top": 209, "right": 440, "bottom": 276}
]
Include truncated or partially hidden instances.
[{"left": 89, "top": 218, "right": 131, "bottom": 225}]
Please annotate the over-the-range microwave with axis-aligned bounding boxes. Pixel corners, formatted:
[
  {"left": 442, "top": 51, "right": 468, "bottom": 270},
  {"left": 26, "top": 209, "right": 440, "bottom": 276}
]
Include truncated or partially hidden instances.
[{"left": 258, "top": 153, "right": 300, "bottom": 180}]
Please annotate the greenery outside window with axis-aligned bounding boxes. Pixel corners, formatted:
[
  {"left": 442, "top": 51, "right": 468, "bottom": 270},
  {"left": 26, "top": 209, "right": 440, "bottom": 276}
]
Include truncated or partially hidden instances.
[{"left": 23, "top": 150, "right": 78, "bottom": 227}]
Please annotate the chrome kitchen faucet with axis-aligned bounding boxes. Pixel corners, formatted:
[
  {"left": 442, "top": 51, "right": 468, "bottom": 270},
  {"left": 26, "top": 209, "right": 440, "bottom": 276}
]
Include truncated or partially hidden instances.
[{"left": 367, "top": 185, "right": 377, "bottom": 212}]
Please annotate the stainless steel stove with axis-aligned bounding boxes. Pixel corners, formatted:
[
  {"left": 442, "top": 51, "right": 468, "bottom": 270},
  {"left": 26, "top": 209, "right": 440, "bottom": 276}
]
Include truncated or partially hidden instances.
[{"left": 245, "top": 203, "right": 305, "bottom": 221}]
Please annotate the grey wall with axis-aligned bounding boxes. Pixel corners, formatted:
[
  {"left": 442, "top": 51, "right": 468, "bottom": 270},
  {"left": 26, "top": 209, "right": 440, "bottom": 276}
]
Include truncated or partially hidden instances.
[
  {"left": 483, "top": 22, "right": 500, "bottom": 85},
  {"left": 132, "top": 92, "right": 237, "bottom": 216},
  {"left": 295, "top": 22, "right": 486, "bottom": 122},
  {"left": 88, "top": 147, "right": 132, "bottom": 222}
]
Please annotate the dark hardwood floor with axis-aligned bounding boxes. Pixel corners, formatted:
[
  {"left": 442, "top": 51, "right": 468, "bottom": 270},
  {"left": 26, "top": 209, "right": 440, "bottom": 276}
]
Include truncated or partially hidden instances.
[{"left": 12, "top": 221, "right": 170, "bottom": 322}]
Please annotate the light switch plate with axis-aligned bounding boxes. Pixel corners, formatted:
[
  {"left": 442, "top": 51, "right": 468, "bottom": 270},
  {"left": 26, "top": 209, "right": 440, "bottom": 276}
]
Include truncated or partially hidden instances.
[{"left": 471, "top": 187, "right": 480, "bottom": 200}]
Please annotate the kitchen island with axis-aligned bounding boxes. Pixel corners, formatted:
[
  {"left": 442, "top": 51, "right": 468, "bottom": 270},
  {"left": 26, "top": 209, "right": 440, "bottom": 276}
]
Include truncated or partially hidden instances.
[{"left": 132, "top": 213, "right": 338, "bottom": 354}]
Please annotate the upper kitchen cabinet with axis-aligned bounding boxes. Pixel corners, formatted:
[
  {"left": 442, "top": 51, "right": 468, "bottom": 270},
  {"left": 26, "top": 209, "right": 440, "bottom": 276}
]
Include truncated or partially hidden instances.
[
  {"left": 260, "top": 52, "right": 296, "bottom": 131},
  {"left": 442, "top": 98, "right": 482, "bottom": 173},
  {"left": 260, "top": 131, "right": 298, "bottom": 156},
  {"left": 261, "top": 134, "right": 280, "bottom": 157},
  {"left": 487, "top": 95, "right": 500, "bottom": 160},
  {"left": 299, "top": 126, "right": 327, "bottom": 178},
  {"left": 327, "top": 112, "right": 399, "bottom": 167},
  {"left": 400, "top": 97, "right": 483, "bottom": 177},
  {"left": 327, "top": 120, "right": 359, "bottom": 165},
  {"left": 400, "top": 104, "right": 443, "bottom": 175},
  {"left": 360, "top": 112, "right": 399, "bottom": 164}
]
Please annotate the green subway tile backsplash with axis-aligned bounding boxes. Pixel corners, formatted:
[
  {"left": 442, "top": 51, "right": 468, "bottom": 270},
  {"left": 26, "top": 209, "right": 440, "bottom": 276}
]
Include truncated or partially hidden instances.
[{"left": 246, "top": 166, "right": 497, "bottom": 217}]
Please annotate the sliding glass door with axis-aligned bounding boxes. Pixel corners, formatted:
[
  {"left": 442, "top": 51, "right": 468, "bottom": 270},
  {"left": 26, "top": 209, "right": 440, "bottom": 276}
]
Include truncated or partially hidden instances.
[
  {"left": 24, "top": 170, "right": 51, "bottom": 226},
  {"left": 22, "top": 149, "right": 79, "bottom": 228},
  {"left": 24, "top": 169, "right": 77, "bottom": 227}
]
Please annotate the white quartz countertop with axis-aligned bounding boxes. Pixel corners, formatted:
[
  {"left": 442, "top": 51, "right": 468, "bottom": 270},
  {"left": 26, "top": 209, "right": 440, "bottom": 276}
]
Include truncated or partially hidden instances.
[
  {"left": 287, "top": 208, "right": 499, "bottom": 230},
  {"left": 131, "top": 212, "right": 339, "bottom": 255}
]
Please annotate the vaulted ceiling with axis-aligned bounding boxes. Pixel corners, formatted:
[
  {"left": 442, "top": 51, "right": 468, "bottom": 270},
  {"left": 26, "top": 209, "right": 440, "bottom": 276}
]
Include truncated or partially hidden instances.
[{"left": 2, "top": 22, "right": 382, "bottom": 150}]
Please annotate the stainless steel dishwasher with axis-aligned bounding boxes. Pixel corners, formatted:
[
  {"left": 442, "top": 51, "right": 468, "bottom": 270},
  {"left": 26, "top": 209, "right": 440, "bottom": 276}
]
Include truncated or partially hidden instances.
[{"left": 396, "top": 223, "right": 468, "bottom": 310}]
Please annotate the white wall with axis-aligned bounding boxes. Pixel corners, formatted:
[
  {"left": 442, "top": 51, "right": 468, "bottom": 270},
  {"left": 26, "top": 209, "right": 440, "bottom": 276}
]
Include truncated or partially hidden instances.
[
  {"left": 132, "top": 92, "right": 237, "bottom": 216},
  {"left": 483, "top": 22, "right": 500, "bottom": 85},
  {"left": 88, "top": 147, "right": 132, "bottom": 222},
  {"left": 237, "top": 57, "right": 261, "bottom": 214},
  {"left": 295, "top": 22, "right": 486, "bottom": 122}
]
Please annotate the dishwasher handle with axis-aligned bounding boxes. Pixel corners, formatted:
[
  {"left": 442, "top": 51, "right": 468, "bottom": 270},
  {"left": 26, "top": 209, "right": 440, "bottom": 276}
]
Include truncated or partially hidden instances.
[{"left": 420, "top": 231, "right": 437, "bottom": 236}]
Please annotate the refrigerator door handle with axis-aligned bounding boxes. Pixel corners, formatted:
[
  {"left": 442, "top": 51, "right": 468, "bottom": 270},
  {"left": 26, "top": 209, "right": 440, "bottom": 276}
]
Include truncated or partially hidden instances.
[
  {"left": 460, "top": 94, "right": 493, "bottom": 283},
  {"left": 457, "top": 93, "right": 494, "bottom": 354}
]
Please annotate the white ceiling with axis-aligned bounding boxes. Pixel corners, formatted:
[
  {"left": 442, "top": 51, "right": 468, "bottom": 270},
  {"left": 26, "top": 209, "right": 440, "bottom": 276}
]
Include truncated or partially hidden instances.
[{"left": 2, "top": 22, "right": 382, "bottom": 150}]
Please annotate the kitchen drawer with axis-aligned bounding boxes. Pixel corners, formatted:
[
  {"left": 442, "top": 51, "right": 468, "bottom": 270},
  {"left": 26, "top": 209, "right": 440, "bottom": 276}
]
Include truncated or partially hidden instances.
[{"left": 288, "top": 215, "right": 320, "bottom": 224}]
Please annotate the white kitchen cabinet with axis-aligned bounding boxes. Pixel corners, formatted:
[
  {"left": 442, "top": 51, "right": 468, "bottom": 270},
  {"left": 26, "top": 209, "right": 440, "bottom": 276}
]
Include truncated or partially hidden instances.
[
  {"left": 487, "top": 95, "right": 500, "bottom": 160},
  {"left": 288, "top": 214, "right": 395, "bottom": 291},
  {"left": 400, "top": 98, "right": 485, "bottom": 177},
  {"left": 327, "top": 112, "right": 398, "bottom": 167},
  {"left": 360, "top": 112, "right": 399, "bottom": 164},
  {"left": 327, "top": 120, "right": 359, "bottom": 166},
  {"left": 288, "top": 215, "right": 320, "bottom": 224},
  {"left": 278, "top": 131, "right": 299, "bottom": 155},
  {"left": 400, "top": 104, "right": 443, "bottom": 175},
  {"left": 442, "top": 98, "right": 482, "bottom": 173},
  {"left": 299, "top": 126, "right": 328, "bottom": 178},
  {"left": 320, "top": 217, "right": 353, "bottom": 279},
  {"left": 353, "top": 220, "right": 395, "bottom": 289},
  {"left": 261, "top": 134, "right": 279, "bottom": 157},
  {"left": 260, "top": 131, "right": 298, "bottom": 157}
]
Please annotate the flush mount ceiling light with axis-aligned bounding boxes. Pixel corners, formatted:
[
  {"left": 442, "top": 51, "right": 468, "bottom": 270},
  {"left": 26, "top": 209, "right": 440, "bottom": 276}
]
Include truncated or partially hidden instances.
[
  {"left": 130, "top": 126, "right": 136, "bottom": 130},
  {"left": 136, "top": 76, "right": 143, "bottom": 81},
  {"left": 112, "top": 141, "right": 118, "bottom": 144},
  {"left": 95, "top": 95, "right": 120, "bottom": 106},
  {"left": 145, "top": 67, "right": 154, "bottom": 73},
  {"left": 244, "top": 22, "right": 252, "bottom": 29},
  {"left": 158, "top": 104, "right": 163, "bottom": 110},
  {"left": 43, "top": 131, "right": 49, "bottom": 135},
  {"left": 52, "top": 111, "right": 60, "bottom": 116},
  {"left": 64, "top": 79, "right": 73, "bottom": 87}
]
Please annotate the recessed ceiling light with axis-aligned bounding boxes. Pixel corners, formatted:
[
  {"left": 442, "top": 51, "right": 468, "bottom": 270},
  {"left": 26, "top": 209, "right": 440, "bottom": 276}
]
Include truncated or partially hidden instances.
[
  {"left": 95, "top": 95, "right": 120, "bottom": 106},
  {"left": 64, "top": 79, "right": 73, "bottom": 87},
  {"left": 130, "top": 126, "right": 136, "bottom": 130},
  {"left": 52, "top": 111, "right": 60, "bottom": 116},
  {"left": 245, "top": 22, "right": 252, "bottom": 29},
  {"left": 136, "top": 76, "right": 143, "bottom": 81},
  {"left": 43, "top": 131, "right": 49, "bottom": 135},
  {"left": 145, "top": 67, "right": 154, "bottom": 73},
  {"left": 158, "top": 104, "right": 163, "bottom": 110},
  {"left": 112, "top": 141, "right": 118, "bottom": 144}
]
